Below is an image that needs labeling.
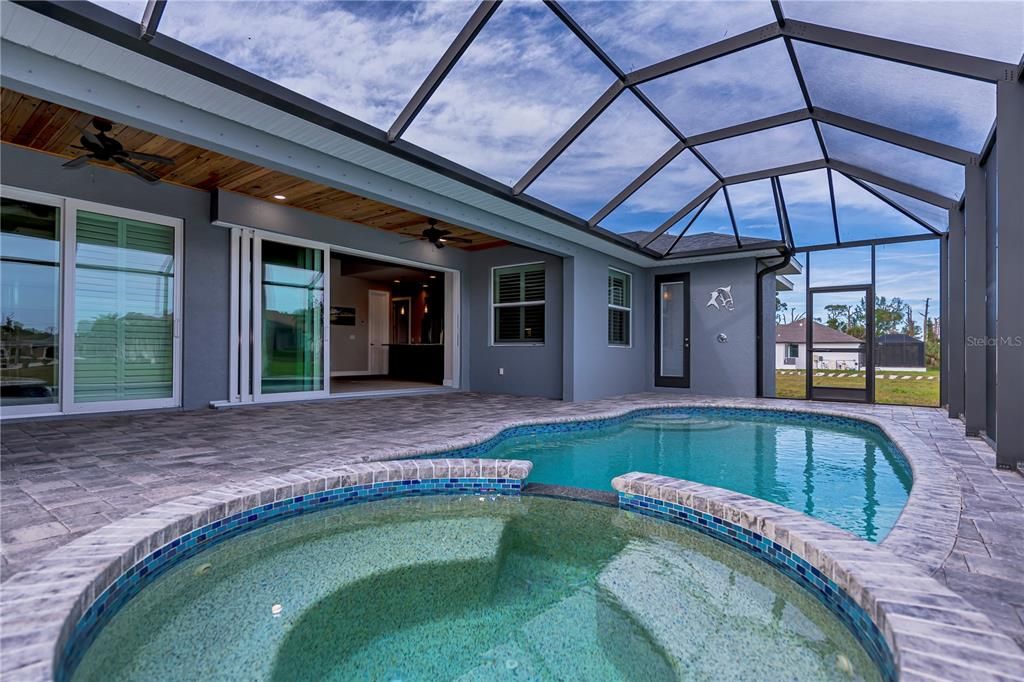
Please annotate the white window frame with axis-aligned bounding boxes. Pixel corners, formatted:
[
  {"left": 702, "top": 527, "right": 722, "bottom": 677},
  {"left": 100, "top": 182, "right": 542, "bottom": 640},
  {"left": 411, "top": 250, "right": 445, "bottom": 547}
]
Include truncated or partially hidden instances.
[
  {"left": 608, "top": 267, "right": 632, "bottom": 348},
  {"left": 0, "top": 186, "right": 184, "bottom": 418},
  {"left": 490, "top": 261, "right": 545, "bottom": 347}
]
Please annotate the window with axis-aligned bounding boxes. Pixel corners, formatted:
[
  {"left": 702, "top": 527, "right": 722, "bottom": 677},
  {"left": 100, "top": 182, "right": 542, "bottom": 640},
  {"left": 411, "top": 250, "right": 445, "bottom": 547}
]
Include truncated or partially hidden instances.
[
  {"left": 492, "top": 263, "right": 545, "bottom": 344},
  {"left": 786, "top": 343, "right": 800, "bottom": 358},
  {"left": 608, "top": 268, "right": 631, "bottom": 346}
]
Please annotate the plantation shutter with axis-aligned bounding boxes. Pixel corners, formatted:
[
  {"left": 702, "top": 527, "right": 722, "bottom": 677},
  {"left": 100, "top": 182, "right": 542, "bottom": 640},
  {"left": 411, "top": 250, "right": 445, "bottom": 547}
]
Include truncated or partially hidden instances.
[
  {"left": 608, "top": 269, "right": 631, "bottom": 346},
  {"left": 493, "top": 264, "right": 545, "bottom": 343},
  {"left": 74, "top": 211, "right": 175, "bottom": 402}
]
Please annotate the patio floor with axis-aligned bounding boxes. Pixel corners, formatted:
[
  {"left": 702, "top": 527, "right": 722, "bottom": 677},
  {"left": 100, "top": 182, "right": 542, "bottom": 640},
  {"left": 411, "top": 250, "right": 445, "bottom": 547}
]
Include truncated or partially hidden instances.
[{"left": 2, "top": 392, "right": 1022, "bottom": 646}]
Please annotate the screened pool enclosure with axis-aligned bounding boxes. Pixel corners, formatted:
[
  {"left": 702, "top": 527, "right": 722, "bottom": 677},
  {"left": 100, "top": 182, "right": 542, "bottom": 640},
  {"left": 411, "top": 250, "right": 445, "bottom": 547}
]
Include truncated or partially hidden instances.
[
  {"left": 81, "top": 0, "right": 1021, "bottom": 259},
  {"left": 4, "top": 0, "right": 1023, "bottom": 469}
]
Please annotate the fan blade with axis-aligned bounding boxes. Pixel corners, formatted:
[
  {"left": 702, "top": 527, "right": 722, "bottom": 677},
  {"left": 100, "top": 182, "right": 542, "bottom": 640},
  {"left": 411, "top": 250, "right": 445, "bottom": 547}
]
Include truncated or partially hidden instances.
[
  {"left": 79, "top": 129, "right": 103, "bottom": 149},
  {"left": 124, "top": 150, "right": 175, "bottom": 165},
  {"left": 63, "top": 155, "right": 93, "bottom": 169},
  {"left": 113, "top": 157, "right": 160, "bottom": 183},
  {"left": 443, "top": 236, "right": 473, "bottom": 243}
]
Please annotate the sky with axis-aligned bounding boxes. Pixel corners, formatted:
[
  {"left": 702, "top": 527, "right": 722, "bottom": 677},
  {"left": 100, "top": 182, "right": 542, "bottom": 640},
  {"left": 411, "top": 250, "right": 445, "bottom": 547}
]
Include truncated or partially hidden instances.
[{"left": 88, "top": 0, "right": 1022, "bottom": 294}]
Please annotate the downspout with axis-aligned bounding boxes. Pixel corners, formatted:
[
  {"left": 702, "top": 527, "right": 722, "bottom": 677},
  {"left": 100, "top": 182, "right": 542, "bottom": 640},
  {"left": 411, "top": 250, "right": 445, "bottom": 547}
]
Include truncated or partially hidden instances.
[{"left": 756, "top": 250, "right": 793, "bottom": 397}]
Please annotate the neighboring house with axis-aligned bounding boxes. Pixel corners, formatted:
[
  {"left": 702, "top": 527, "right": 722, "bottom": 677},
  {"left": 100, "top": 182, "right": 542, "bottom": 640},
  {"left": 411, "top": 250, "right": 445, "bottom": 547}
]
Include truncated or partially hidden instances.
[
  {"left": 876, "top": 333, "right": 926, "bottom": 370},
  {"left": 775, "top": 321, "right": 864, "bottom": 371}
]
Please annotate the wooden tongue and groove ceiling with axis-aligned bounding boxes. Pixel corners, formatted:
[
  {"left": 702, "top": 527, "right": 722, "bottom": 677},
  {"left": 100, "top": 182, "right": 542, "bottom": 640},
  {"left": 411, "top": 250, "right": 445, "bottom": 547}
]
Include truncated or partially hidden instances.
[{"left": 0, "top": 88, "right": 505, "bottom": 250}]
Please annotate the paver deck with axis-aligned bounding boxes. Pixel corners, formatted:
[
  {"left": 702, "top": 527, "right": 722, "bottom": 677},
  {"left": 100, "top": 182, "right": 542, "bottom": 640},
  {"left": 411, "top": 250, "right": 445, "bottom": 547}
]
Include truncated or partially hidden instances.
[{"left": 2, "top": 392, "right": 1022, "bottom": 646}]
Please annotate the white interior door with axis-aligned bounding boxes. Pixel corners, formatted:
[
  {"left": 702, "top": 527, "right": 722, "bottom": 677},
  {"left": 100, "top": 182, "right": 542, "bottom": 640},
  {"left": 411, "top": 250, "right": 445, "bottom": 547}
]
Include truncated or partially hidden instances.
[{"left": 368, "top": 289, "right": 389, "bottom": 375}]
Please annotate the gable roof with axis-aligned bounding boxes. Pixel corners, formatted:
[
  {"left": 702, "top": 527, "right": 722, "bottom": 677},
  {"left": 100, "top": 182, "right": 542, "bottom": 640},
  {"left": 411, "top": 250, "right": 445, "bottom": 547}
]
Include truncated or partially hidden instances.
[{"left": 776, "top": 320, "right": 862, "bottom": 344}]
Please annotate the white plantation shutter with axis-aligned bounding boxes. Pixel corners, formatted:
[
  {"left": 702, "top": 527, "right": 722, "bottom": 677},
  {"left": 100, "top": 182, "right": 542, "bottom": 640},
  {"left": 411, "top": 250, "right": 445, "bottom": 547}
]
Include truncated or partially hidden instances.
[
  {"left": 74, "top": 211, "right": 175, "bottom": 402},
  {"left": 493, "top": 263, "right": 545, "bottom": 343},
  {"left": 608, "top": 268, "right": 631, "bottom": 346}
]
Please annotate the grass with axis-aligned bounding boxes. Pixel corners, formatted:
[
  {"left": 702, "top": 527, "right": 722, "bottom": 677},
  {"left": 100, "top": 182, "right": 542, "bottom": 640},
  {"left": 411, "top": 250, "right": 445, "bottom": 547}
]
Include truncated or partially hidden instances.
[{"left": 774, "top": 368, "right": 940, "bottom": 407}]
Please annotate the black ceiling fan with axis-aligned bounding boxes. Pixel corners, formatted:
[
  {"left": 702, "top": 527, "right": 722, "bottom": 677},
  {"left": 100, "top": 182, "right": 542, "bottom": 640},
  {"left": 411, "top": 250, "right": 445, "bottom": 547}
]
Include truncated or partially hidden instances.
[
  {"left": 63, "top": 117, "right": 174, "bottom": 183},
  {"left": 403, "top": 218, "right": 473, "bottom": 249}
]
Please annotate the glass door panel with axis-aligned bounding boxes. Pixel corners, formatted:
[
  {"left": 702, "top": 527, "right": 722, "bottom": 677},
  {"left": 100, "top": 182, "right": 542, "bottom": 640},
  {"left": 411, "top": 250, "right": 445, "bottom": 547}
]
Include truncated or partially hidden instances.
[
  {"left": 0, "top": 198, "right": 61, "bottom": 411},
  {"left": 258, "top": 239, "right": 326, "bottom": 396},
  {"left": 655, "top": 274, "right": 690, "bottom": 387},
  {"left": 808, "top": 287, "right": 872, "bottom": 402},
  {"left": 73, "top": 211, "right": 176, "bottom": 404}
]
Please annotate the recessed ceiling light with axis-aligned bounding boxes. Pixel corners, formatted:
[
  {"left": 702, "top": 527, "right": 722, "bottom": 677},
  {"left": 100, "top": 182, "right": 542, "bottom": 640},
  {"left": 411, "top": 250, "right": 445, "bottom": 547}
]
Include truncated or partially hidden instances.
[
  {"left": 422, "top": 283, "right": 428, "bottom": 288},
  {"left": 393, "top": 279, "right": 401, "bottom": 283},
  {"left": 429, "top": 274, "right": 437, "bottom": 279},
  {"left": 272, "top": 194, "right": 287, "bottom": 200}
]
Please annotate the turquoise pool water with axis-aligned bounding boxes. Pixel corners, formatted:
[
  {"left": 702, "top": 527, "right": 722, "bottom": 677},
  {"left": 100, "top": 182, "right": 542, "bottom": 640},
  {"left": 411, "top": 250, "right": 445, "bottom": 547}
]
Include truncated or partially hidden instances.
[
  {"left": 484, "top": 410, "right": 912, "bottom": 542},
  {"left": 72, "top": 495, "right": 881, "bottom": 682}
]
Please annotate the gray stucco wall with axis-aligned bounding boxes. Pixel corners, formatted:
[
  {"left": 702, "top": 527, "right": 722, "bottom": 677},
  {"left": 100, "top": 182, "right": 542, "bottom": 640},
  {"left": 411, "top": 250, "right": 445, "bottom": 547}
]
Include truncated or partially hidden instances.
[
  {"left": 3, "top": 143, "right": 769, "bottom": 410},
  {"left": 1, "top": 142, "right": 229, "bottom": 410},
  {"left": 563, "top": 253, "right": 649, "bottom": 401},
  {"left": 467, "top": 245, "right": 563, "bottom": 399},
  {"left": 646, "top": 257, "right": 760, "bottom": 397}
]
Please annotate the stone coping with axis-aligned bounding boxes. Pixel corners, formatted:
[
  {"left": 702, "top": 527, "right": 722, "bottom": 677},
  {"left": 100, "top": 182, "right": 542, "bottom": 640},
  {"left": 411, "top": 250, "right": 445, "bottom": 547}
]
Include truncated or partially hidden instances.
[
  {"left": 377, "top": 398, "right": 959, "bottom": 573},
  {"left": 612, "top": 472, "right": 1024, "bottom": 681},
  {"left": 0, "top": 459, "right": 531, "bottom": 681}
]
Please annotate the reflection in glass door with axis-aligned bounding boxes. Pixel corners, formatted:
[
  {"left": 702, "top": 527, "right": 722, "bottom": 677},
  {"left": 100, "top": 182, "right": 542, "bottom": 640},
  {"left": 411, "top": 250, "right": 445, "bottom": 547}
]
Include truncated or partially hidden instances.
[
  {"left": 0, "top": 197, "right": 61, "bottom": 413},
  {"left": 655, "top": 273, "right": 690, "bottom": 388},
  {"left": 254, "top": 237, "right": 327, "bottom": 398},
  {"left": 807, "top": 286, "right": 874, "bottom": 402}
]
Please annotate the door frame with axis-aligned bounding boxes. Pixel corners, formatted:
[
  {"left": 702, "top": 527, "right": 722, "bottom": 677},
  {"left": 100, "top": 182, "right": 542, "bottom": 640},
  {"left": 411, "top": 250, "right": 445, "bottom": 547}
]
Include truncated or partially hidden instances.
[
  {"left": 805, "top": 284, "right": 875, "bottom": 403},
  {"left": 251, "top": 231, "right": 331, "bottom": 404},
  {"left": 368, "top": 289, "right": 390, "bottom": 375},
  {"left": 654, "top": 272, "right": 691, "bottom": 388}
]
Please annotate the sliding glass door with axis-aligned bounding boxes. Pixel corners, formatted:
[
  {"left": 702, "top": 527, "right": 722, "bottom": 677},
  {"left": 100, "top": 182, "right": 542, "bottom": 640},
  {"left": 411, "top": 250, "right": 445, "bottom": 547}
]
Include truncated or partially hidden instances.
[
  {"left": 0, "top": 188, "right": 182, "bottom": 417},
  {"left": 253, "top": 235, "right": 328, "bottom": 400},
  {"left": 1, "top": 196, "right": 62, "bottom": 415},
  {"left": 72, "top": 211, "right": 178, "bottom": 406}
]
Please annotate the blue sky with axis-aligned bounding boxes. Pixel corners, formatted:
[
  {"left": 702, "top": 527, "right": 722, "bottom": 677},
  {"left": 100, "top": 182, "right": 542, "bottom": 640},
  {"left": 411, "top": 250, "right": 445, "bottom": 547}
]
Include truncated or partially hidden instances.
[{"left": 90, "top": 0, "right": 1021, "bottom": 294}]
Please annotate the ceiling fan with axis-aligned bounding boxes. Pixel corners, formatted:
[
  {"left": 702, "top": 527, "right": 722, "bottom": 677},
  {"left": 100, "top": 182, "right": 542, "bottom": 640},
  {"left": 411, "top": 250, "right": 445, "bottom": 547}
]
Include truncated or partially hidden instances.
[
  {"left": 403, "top": 218, "right": 472, "bottom": 249},
  {"left": 63, "top": 117, "right": 174, "bottom": 183}
]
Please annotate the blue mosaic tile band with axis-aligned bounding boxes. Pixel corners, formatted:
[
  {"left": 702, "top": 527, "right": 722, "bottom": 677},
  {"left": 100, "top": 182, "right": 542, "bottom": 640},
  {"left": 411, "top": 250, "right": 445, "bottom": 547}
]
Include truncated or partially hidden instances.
[
  {"left": 618, "top": 492, "right": 897, "bottom": 682},
  {"left": 57, "top": 477, "right": 521, "bottom": 682},
  {"left": 422, "top": 407, "right": 908, "bottom": 478}
]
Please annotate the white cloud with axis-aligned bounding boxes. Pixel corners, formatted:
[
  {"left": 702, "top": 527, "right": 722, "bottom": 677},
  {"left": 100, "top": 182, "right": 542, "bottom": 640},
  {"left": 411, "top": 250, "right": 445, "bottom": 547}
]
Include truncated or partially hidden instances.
[
  {"left": 783, "top": 1, "right": 1024, "bottom": 63},
  {"left": 160, "top": 0, "right": 477, "bottom": 130}
]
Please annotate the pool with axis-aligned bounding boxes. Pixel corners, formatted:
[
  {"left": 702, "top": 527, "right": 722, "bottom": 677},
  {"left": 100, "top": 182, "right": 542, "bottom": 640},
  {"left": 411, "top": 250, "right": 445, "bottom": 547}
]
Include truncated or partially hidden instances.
[
  {"left": 71, "top": 495, "right": 881, "bottom": 682},
  {"left": 470, "top": 409, "right": 912, "bottom": 541}
]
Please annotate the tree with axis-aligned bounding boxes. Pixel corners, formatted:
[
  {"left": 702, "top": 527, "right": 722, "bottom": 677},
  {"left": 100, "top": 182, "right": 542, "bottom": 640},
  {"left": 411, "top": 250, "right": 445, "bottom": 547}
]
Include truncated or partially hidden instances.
[{"left": 873, "top": 296, "right": 906, "bottom": 336}]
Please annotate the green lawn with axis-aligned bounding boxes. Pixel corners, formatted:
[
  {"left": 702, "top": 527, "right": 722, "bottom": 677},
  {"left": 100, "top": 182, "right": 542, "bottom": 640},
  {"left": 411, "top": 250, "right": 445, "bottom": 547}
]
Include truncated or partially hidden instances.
[{"left": 775, "top": 368, "right": 940, "bottom": 407}]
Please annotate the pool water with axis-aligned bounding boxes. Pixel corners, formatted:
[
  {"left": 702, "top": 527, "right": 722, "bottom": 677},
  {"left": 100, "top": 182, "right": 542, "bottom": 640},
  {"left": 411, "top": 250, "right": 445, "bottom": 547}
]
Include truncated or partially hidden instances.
[
  {"left": 72, "top": 496, "right": 881, "bottom": 682},
  {"left": 488, "top": 411, "right": 912, "bottom": 541}
]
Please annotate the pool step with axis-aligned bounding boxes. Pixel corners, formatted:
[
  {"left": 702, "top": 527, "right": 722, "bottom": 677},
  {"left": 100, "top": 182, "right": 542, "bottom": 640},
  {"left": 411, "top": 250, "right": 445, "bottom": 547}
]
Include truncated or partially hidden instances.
[{"left": 596, "top": 538, "right": 843, "bottom": 679}]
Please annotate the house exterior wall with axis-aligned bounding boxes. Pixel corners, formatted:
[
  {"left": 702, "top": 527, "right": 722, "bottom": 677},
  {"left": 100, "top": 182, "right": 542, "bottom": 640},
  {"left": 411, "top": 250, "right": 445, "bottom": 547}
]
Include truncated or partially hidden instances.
[
  {"left": 2, "top": 143, "right": 772, "bottom": 413},
  {"left": 467, "top": 245, "right": 563, "bottom": 399},
  {"left": 1, "top": 142, "right": 229, "bottom": 410},
  {"left": 646, "top": 258, "right": 762, "bottom": 397}
]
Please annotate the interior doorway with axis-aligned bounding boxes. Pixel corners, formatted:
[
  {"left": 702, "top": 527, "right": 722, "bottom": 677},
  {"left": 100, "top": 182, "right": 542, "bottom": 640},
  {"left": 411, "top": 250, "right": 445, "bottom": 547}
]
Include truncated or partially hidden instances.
[
  {"left": 227, "top": 228, "right": 459, "bottom": 404},
  {"left": 329, "top": 253, "right": 449, "bottom": 395}
]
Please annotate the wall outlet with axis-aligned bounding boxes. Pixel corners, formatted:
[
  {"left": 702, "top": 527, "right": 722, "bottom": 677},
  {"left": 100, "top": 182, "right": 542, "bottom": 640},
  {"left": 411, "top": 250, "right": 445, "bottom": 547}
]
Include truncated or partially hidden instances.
[{"left": 499, "top": 367, "right": 504, "bottom": 375}]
